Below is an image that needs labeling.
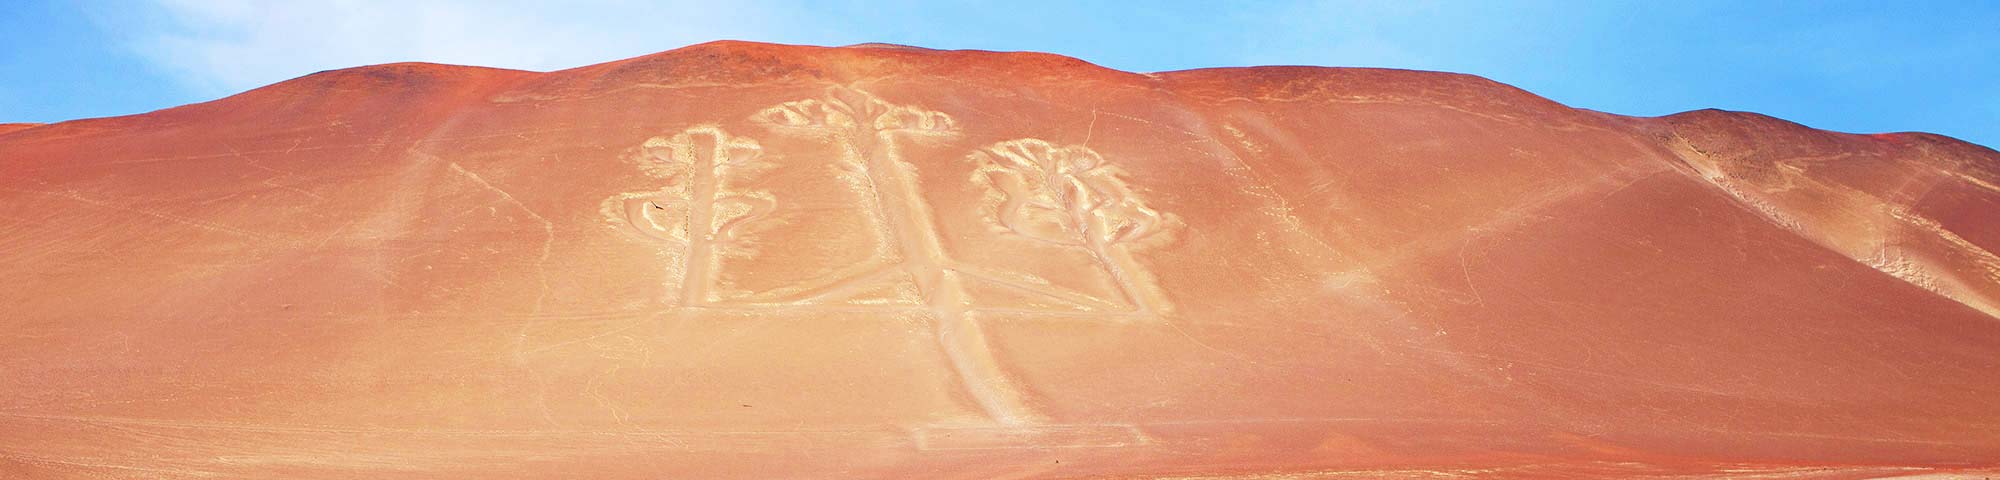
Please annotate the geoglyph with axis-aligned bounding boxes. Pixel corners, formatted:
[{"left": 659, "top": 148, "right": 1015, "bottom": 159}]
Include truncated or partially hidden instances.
[{"left": 606, "top": 86, "right": 1179, "bottom": 426}]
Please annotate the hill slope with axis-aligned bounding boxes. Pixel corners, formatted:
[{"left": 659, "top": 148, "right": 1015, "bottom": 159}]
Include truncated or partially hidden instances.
[{"left": 2, "top": 41, "right": 1997, "bottom": 479}]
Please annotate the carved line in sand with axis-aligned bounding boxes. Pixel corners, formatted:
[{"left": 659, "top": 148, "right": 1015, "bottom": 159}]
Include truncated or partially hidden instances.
[{"left": 604, "top": 86, "right": 1179, "bottom": 433}]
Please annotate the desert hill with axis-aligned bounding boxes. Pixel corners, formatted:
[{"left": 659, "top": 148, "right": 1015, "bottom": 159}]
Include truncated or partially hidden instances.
[{"left": 1, "top": 41, "right": 1996, "bottom": 479}]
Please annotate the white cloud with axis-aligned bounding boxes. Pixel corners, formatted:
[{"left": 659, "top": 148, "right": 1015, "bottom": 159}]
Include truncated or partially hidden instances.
[{"left": 109, "top": 0, "right": 802, "bottom": 95}]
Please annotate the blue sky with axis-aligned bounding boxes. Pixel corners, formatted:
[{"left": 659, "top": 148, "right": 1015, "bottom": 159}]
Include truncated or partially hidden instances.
[{"left": 3, "top": 1, "right": 1996, "bottom": 148}]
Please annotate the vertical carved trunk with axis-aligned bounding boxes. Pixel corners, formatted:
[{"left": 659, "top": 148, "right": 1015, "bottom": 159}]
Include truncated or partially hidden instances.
[
  {"left": 680, "top": 132, "right": 722, "bottom": 306},
  {"left": 869, "top": 106, "right": 1042, "bottom": 426},
  {"left": 758, "top": 86, "right": 1041, "bottom": 424}
]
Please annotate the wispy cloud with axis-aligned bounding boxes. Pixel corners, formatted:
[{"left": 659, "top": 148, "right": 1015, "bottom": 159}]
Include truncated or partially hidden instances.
[{"left": 103, "top": 0, "right": 800, "bottom": 95}]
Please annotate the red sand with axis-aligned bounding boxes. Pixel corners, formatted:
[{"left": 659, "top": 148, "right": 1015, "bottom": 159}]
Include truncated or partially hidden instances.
[{"left": 2, "top": 41, "right": 1997, "bottom": 479}]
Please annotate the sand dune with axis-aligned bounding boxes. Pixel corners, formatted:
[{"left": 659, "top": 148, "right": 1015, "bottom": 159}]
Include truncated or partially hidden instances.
[{"left": 1, "top": 41, "right": 1996, "bottom": 479}]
